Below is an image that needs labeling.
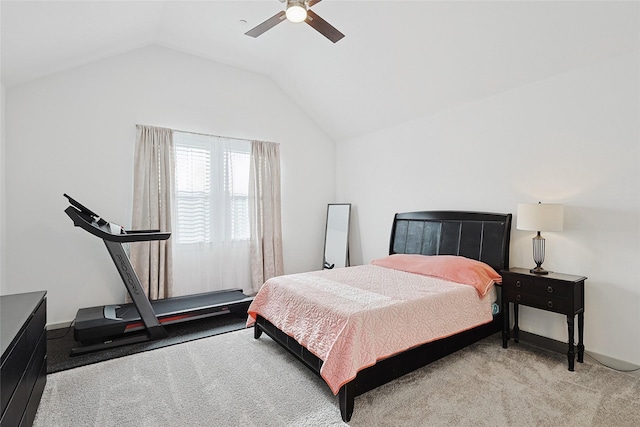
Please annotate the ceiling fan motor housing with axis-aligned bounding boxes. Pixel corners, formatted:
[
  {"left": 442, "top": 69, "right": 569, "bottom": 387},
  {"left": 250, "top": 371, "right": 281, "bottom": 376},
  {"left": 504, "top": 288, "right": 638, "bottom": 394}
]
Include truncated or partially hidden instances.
[{"left": 286, "top": 0, "right": 308, "bottom": 23}]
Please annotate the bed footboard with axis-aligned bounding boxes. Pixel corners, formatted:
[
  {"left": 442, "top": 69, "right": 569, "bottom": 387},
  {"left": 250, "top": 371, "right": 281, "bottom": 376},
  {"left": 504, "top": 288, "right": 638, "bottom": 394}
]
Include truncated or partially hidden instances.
[
  {"left": 253, "top": 314, "right": 502, "bottom": 422},
  {"left": 254, "top": 315, "right": 323, "bottom": 373},
  {"left": 254, "top": 316, "right": 355, "bottom": 419}
]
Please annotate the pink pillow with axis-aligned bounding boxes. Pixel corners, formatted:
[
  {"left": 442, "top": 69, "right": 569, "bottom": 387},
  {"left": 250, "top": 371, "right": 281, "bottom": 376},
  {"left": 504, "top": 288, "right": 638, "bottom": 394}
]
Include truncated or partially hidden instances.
[{"left": 371, "top": 254, "right": 501, "bottom": 296}]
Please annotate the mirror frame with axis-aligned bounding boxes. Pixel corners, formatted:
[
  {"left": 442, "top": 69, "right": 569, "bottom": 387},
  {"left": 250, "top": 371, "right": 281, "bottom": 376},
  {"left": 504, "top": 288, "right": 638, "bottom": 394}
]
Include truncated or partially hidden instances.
[{"left": 323, "top": 203, "right": 351, "bottom": 269}]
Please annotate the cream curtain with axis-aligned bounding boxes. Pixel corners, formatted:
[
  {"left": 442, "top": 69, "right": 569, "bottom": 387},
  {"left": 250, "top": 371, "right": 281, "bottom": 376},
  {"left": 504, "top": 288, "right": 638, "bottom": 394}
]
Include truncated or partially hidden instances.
[
  {"left": 249, "top": 141, "right": 284, "bottom": 292},
  {"left": 130, "top": 125, "right": 175, "bottom": 300}
]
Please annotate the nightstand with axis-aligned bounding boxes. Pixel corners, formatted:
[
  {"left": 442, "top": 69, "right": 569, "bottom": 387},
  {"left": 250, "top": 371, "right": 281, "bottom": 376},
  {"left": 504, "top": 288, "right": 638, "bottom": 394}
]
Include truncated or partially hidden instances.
[{"left": 501, "top": 268, "right": 586, "bottom": 371}]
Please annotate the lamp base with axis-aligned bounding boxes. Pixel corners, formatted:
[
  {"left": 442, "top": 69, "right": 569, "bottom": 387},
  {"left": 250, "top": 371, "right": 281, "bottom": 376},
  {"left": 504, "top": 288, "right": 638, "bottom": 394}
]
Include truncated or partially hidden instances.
[{"left": 530, "top": 266, "right": 550, "bottom": 275}]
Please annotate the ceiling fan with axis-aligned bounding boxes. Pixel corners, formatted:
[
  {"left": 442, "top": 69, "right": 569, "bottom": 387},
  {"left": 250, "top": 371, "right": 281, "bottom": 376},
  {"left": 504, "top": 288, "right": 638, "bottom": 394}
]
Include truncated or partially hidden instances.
[{"left": 245, "top": 0, "right": 345, "bottom": 43}]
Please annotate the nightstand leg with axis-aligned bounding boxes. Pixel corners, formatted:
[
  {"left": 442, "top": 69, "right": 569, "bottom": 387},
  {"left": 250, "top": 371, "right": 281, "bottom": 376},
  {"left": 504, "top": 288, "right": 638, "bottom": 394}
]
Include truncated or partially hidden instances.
[
  {"left": 513, "top": 303, "right": 519, "bottom": 343},
  {"left": 502, "top": 300, "right": 509, "bottom": 348},
  {"left": 567, "top": 315, "right": 575, "bottom": 371},
  {"left": 577, "top": 312, "right": 584, "bottom": 363}
]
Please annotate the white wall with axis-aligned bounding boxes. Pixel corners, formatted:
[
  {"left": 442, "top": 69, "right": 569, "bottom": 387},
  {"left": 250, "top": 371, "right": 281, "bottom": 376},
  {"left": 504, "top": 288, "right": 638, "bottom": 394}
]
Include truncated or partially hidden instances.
[
  {"left": 4, "top": 45, "right": 335, "bottom": 325},
  {"left": 337, "top": 52, "right": 640, "bottom": 366},
  {"left": 1, "top": 84, "right": 5, "bottom": 293}
]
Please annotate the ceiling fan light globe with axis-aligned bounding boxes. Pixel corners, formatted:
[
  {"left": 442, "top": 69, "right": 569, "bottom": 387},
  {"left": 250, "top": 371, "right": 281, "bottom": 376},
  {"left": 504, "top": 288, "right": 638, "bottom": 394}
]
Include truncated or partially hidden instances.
[{"left": 286, "top": 5, "right": 307, "bottom": 23}]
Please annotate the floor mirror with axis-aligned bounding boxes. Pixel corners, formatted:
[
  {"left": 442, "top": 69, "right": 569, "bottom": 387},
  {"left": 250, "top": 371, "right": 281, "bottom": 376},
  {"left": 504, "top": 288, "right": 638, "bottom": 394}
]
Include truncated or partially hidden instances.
[{"left": 323, "top": 203, "right": 351, "bottom": 269}]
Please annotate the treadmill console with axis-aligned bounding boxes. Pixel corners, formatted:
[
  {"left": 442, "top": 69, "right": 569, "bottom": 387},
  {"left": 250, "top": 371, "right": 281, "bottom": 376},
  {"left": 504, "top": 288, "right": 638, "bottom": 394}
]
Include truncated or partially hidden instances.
[
  {"left": 64, "top": 193, "right": 100, "bottom": 219},
  {"left": 64, "top": 194, "right": 171, "bottom": 243}
]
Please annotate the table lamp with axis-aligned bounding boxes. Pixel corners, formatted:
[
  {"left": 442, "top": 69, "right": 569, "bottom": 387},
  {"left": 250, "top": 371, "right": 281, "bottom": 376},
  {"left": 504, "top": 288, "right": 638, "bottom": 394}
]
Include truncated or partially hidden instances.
[{"left": 517, "top": 202, "right": 564, "bottom": 275}]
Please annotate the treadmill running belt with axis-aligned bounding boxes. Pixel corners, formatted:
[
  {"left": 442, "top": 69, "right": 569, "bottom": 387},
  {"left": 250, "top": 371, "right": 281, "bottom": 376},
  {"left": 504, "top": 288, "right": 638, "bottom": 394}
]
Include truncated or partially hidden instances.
[{"left": 115, "top": 290, "right": 251, "bottom": 320}]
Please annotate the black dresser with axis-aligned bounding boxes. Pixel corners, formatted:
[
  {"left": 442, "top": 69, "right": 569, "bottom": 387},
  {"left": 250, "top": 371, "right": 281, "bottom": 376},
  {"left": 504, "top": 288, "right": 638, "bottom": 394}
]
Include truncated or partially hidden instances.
[{"left": 1, "top": 291, "right": 47, "bottom": 427}]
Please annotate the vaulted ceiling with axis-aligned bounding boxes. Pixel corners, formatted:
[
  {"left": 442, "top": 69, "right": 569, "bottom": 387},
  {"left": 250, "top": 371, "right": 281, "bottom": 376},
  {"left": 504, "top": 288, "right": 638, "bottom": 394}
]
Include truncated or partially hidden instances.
[{"left": 2, "top": 1, "right": 638, "bottom": 141}]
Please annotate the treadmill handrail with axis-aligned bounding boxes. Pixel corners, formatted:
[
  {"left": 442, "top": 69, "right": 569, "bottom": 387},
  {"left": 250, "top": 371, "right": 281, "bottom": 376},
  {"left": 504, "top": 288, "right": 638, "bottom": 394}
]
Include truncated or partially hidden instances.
[{"left": 65, "top": 206, "right": 171, "bottom": 243}]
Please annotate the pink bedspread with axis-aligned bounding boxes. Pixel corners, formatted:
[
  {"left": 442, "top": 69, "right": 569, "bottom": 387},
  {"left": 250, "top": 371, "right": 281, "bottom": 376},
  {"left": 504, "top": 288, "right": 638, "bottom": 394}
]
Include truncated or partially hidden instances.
[{"left": 247, "top": 264, "right": 493, "bottom": 394}]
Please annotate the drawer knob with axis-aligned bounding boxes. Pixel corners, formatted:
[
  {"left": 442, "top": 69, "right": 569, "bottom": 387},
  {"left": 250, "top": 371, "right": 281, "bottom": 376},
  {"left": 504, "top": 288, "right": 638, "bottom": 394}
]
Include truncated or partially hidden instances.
[
  {"left": 516, "top": 295, "right": 521, "bottom": 302},
  {"left": 547, "top": 286, "right": 554, "bottom": 293},
  {"left": 547, "top": 301, "right": 554, "bottom": 308},
  {"left": 516, "top": 280, "right": 522, "bottom": 288}
]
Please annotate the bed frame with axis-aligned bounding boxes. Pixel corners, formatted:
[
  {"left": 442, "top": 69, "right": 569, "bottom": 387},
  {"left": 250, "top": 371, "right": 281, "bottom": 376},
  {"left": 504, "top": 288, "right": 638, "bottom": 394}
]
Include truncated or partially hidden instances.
[{"left": 254, "top": 210, "right": 512, "bottom": 422}]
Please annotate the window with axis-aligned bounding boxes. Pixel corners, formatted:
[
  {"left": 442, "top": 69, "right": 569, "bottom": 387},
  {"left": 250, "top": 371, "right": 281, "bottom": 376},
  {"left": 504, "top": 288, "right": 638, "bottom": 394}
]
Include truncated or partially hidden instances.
[{"left": 174, "top": 132, "right": 251, "bottom": 245}]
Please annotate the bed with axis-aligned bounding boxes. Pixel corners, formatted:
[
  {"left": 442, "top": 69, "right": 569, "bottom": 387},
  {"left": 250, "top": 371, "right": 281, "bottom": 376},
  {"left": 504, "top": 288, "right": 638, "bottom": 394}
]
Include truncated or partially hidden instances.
[{"left": 248, "top": 210, "right": 512, "bottom": 422}]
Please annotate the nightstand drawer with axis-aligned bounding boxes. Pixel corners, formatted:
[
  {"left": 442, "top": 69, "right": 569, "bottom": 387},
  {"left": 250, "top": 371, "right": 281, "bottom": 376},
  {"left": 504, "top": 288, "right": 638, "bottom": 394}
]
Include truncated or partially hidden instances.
[
  {"left": 503, "top": 274, "right": 570, "bottom": 298},
  {"left": 504, "top": 289, "right": 568, "bottom": 314}
]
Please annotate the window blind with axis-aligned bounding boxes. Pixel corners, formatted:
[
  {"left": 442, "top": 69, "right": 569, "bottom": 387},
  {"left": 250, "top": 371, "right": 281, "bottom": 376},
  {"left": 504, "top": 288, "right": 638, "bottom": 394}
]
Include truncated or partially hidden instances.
[{"left": 174, "top": 132, "right": 250, "bottom": 245}]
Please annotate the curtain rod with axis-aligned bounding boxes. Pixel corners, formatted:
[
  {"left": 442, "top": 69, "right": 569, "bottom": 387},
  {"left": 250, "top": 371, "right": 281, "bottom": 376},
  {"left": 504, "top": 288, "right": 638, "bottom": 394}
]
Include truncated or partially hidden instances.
[{"left": 135, "top": 124, "right": 278, "bottom": 146}]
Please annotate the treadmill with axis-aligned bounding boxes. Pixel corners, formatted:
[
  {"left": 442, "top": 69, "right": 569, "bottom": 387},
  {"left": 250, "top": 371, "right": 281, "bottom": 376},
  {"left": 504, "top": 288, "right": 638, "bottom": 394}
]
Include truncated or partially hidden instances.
[{"left": 64, "top": 194, "right": 253, "bottom": 356}]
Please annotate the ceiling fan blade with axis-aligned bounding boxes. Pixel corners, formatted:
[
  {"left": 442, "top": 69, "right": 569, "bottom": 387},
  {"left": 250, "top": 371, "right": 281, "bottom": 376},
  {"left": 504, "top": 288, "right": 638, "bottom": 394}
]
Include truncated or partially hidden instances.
[
  {"left": 305, "top": 9, "right": 344, "bottom": 43},
  {"left": 245, "top": 11, "right": 287, "bottom": 38},
  {"left": 308, "top": 0, "right": 322, "bottom": 7}
]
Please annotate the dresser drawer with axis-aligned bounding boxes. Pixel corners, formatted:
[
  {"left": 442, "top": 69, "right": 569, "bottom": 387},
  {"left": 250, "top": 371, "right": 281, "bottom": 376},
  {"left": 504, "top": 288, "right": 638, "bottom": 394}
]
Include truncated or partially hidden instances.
[
  {"left": 503, "top": 274, "right": 570, "bottom": 298},
  {"left": 504, "top": 289, "right": 568, "bottom": 314},
  {"left": 1, "top": 291, "right": 47, "bottom": 427},
  {"left": 1, "top": 297, "right": 46, "bottom": 415},
  {"left": 1, "top": 329, "right": 46, "bottom": 427}
]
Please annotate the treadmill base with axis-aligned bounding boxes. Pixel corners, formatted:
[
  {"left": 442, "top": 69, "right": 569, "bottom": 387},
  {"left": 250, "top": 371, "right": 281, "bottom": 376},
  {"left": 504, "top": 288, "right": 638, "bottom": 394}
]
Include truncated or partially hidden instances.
[{"left": 72, "top": 289, "right": 252, "bottom": 354}]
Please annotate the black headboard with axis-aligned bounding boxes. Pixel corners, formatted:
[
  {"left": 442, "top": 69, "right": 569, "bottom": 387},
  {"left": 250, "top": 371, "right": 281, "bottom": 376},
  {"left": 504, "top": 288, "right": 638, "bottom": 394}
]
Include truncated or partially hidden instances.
[{"left": 389, "top": 211, "right": 512, "bottom": 272}]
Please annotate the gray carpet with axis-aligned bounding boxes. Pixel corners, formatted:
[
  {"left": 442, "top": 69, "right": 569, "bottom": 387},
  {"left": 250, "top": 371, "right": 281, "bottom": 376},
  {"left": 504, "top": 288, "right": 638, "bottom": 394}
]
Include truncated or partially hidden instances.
[{"left": 34, "top": 328, "right": 640, "bottom": 426}]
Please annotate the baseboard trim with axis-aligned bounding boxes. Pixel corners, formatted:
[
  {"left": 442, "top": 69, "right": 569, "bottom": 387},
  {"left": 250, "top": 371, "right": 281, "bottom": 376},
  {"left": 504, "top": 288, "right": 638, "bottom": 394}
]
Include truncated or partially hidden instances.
[
  {"left": 516, "top": 330, "right": 640, "bottom": 378},
  {"left": 47, "top": 321, "right": 73, "bottom": 330}
]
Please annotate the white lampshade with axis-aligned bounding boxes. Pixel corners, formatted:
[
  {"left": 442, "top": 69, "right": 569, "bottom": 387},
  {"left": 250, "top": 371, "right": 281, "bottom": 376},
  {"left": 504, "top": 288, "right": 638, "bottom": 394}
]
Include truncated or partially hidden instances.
[
  {"left": 517, "top": 203, "right": 564, "bottom": 232},
  {"left": 286, "top": 3, "right": 307, "bottom": 23}
]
